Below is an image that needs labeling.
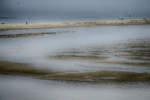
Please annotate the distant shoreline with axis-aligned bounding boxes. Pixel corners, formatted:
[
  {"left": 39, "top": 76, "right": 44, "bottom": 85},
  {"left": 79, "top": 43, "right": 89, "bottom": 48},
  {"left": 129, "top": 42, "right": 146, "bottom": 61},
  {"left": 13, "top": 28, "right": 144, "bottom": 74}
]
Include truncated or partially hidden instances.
[{"left": 0, "top": 18, "right": 150, "bottom": 30}]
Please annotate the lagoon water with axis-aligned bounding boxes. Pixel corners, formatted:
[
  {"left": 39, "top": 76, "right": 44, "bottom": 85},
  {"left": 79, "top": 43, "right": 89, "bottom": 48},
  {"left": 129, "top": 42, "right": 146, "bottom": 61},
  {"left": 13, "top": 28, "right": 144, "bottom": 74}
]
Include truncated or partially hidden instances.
[
  {"left": 1, "top": 0, "right": 150, "bottom": 99},
  {"left": 0, "top": 25, "right": 150, "bottom": 100},
  {"left": 0, "top": 25, "right": 150, "bottom": 72},
  {"left": 0, "top": 75, "right": 150, "bottom": 100}
]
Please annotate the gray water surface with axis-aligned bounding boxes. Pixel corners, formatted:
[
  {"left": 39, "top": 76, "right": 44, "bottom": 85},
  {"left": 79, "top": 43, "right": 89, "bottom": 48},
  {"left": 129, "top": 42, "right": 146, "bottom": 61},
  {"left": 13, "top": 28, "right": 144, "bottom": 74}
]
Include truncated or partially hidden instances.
[
  {"left": 0, "top": 25, "right": 150, "bottom": 100},
  {"left": 0, "top": 25, "right": 150, "bottom": 72},
  {"left": 0, "top": 75, "right": 150, "bottom": 100}
]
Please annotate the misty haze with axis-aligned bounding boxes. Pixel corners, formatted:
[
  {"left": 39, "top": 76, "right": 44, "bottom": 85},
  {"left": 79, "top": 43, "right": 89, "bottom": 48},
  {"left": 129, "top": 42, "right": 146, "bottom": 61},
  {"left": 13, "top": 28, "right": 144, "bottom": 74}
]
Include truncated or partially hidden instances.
[
  {"left": 0, "top": 0, "right": 150, "bottom": 100},
  {"left": 1, "top": 0, "right": 150, "bottom": 23}
]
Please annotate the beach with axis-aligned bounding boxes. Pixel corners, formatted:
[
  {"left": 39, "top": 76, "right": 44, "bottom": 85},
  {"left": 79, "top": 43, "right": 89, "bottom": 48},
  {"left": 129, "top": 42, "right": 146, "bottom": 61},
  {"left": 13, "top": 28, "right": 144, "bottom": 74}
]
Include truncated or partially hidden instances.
[
  {"left": 0, "top": 19, "right": 150, "bottom": 30},
  {"left": 0, "top": 20, "right": 150, "bottom": 100}
]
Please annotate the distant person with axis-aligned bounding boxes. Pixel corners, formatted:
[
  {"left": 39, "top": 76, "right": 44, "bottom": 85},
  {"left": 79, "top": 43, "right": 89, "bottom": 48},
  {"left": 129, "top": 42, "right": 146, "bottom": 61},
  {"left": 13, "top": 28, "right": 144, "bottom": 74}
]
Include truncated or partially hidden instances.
[
  {"left": 25, "top": 19, "right": 30, "bottom": 24},
  {"left": 25, "top": 21, "right": 28, "bottom": 24}
]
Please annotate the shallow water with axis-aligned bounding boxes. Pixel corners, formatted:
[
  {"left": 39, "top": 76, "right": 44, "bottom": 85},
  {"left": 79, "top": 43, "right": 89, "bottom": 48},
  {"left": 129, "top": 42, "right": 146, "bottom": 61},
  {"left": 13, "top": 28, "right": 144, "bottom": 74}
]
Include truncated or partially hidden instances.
[
  {"left": 0, "top": 25, "right": 150, "bottom": 100},
  {"left": 0, "top": 75, "right": 150, "bottom": 100},
  {"left": 0, "top": 25, "right": 150, "bottom": 73}
]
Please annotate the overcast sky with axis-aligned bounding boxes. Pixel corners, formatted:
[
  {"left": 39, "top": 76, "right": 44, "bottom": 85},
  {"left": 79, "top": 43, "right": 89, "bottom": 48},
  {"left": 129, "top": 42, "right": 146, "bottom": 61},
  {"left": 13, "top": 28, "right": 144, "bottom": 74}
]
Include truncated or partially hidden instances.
[{"left": 1, "top": 0, "right": 150, "bottom": 18}]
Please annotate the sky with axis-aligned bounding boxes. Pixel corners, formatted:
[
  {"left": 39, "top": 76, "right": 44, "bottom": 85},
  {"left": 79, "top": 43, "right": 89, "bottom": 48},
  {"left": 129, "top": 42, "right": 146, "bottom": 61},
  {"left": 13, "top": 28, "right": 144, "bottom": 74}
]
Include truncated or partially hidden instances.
[{"left": 0, "top": 0, "right": 150, "bottom": 18}]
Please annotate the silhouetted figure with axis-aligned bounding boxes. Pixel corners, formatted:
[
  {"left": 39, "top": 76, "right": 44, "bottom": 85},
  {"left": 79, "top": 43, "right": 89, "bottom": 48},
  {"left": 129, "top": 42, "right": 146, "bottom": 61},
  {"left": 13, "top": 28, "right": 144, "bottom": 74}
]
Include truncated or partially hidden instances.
[
  {"left": 25, "top": 19, "right": 31, "bottom": 24},
  {"left": 26, "top": 21, "right": 28, "bottom": 24}
]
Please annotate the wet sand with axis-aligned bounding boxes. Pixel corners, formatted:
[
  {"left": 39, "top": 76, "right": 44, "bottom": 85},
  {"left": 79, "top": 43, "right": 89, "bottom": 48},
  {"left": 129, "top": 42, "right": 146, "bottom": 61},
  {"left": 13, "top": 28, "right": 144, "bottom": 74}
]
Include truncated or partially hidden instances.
[
  {"left": 0, "top": 19, "right": 150, "bottom": 30},
  {"left": 0, "top": 61, "right": 56, "bottom": 76},
  {"left": 0, "top": 60, "right": 150, "bottom": 83},
  {"left": 0, "top": 32, "right": 57, "bottom": 38},
  {"left": 1, "top": 20, "right": 150, "bottom": 100},
  {"left": 0, "top": 24, "right": 150, "bottom": 83}
]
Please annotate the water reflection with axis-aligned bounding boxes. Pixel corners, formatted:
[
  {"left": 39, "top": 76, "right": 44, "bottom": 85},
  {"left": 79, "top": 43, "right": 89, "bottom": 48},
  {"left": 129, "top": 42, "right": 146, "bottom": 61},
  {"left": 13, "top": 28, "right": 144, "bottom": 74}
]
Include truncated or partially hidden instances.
[
  {"left": 0, "top": 25, "right": 150, "bottom": 100},
  {"left": 0, "top": 25, "right": 150, "bottom": 73},
  {"left": 0, "top": 75, "right": 150, "bottom": 100}
]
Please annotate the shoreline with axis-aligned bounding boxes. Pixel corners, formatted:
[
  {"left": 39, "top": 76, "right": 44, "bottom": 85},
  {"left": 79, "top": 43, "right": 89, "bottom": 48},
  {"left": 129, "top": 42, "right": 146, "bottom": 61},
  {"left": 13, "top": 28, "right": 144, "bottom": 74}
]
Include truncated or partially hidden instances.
[
  {"left": 0, "top": 32, "right": 56, "bottom": 38},
  {"left": 0, "top": 60, "right": 150, "bottom": 83},
  {"left": 0, "top": 18, "right": 150, "bottom": 30}
]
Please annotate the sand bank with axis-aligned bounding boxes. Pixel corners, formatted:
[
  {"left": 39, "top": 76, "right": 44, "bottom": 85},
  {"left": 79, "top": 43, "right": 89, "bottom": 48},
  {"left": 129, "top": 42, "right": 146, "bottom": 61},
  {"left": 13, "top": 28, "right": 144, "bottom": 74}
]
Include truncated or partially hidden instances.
[
  {"left": 0, "top": 19, "right": 150, "bottom": 30},
  {"left": 1, "top": 60, "right": 150, "bottom": 83},
  {"left": 0, "top": 32, "right": 56, "bottom": 38}
]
